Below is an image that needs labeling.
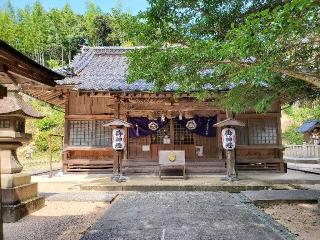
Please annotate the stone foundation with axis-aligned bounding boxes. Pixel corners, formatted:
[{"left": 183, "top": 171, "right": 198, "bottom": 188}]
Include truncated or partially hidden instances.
[
  {"left": 1, "top": 173, "right": 45, "bottom": 222},
  {"left": 2, "top": 196, "right": 45, "bottom": 223}
]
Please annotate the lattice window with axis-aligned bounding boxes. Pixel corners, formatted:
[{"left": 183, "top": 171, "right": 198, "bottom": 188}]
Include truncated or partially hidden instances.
[
  {"left": 94, "top": 120, "right": 112, "bottom": 147},
  {"left": 69, "top": 120, "right": 112, "bottom": 147},
  {"left": 151, "top": 123, "right": 170, "bottom": 144},
  {"left": 0, "top": 119, "right": 10, "bottom": 128},
  {"left": 249, "top": 118, "right": 278, "bottom": 144},
  {"left": 173, "top": 120, "right": 194, "bottom": 144},
  {"left": 235, "top": 125, "right": 248, "bottom": 145}
]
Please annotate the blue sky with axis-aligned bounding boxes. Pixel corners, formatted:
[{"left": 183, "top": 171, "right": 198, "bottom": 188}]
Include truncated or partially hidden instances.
[{"left": 3, "top": 0, "right": 149, "bottom": 14}]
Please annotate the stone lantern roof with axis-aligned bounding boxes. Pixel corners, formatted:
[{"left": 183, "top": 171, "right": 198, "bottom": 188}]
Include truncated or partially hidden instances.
[{"left": 0, "top": 86, "right": 43, "bottom": 119}]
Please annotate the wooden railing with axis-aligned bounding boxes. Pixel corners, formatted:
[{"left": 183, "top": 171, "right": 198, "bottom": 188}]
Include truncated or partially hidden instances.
[{"left": 284, "top": 144, "right": 320, "bottom": 159}]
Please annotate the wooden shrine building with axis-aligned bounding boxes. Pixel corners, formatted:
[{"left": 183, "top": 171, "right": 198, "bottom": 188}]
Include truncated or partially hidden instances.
[{"left": 23, "top": 46, "right": 285, "bottom": 174}]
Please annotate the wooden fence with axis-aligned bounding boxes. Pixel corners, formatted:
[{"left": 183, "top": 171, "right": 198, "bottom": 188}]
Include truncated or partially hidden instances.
[{"left": 284, "top": 144, "right": 320, "bottom": 160}]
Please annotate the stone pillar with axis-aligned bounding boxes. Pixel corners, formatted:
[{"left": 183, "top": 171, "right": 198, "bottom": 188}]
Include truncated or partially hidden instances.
[
  {"left": 0, "top": 143, "right": 23, "bottom": 174},
  {"left": 225, "top": 150, "right": 237, "bottom": 180}
]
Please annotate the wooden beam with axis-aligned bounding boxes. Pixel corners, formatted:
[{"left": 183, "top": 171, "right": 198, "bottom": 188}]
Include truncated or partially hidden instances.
[
  {"left": 0, "top": 47, "right": 61, "bottom": 86},
  {"left": 235, "top": 113, "right": 280, "bottom": 118},
  {"left": 66, "top": 114, "right": 114, "bottom": 120}
]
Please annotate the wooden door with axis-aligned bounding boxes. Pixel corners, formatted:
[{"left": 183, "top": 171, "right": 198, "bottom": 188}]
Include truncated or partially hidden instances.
[{"left": 128, "top": 135, "right": 151, "bottom": 160}]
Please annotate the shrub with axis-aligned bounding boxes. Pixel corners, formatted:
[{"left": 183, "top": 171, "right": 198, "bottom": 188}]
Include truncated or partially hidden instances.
[
  {"left": 37, "top": 116, "right": 57, "bottom": 131},
  {"left": 35, "top": 131, "right": 49, "bottom": 151},
  {"left": 282, "top": 124, "right": 304, "bottom": 145}
]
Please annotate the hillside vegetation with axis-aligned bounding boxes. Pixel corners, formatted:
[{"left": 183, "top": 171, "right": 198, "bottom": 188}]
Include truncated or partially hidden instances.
[
  {"left": 0, "top": 0, "right": 143, "bottom": 68},
  {"left": 282, "top": 100, "right": 320, "bottom": 145},
  {"left": 18, "top": 96, "right": 65, "bottom": 172}
]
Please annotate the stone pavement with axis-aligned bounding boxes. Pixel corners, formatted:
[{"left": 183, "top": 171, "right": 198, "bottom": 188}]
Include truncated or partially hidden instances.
[
  {"left": 240, "top": 169, "right": 320, "bottom": 184},
  {"left": 41, "top": 191, "right": 118, "bottom": 203},
  {"left": 287, "top": 163, "right": 320, "bottom": 175},
  {"left": 81, "top": 192, "right": 295, "bottom": 240},
  {"left": 79, "top": 170, "right": 320, "bottom": 192},
  {"left": 242, "top": 189, "right": 320, "bottom": 203}
]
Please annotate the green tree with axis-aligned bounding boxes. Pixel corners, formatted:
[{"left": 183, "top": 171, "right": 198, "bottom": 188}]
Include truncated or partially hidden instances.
[
  {"left": 0, "top": 0, "right": 17, "bottom": 46},
  {"left": 0, "top": 0, "right": 143, "bottom": 66},
  {"left": 84, "top": 0, "right": 104, "bottom": 45},
  {"left": 15, "top": 1, "right": 49, "bottom": 64},
  {"left": 127, "top": 0, "right": 320, "bottom": 113},
  {"left": 108, "top": 3, "right": 142, "bottom": 46},
  {"left": 47, "top": 4, "right": 84, "bottom": 65}
]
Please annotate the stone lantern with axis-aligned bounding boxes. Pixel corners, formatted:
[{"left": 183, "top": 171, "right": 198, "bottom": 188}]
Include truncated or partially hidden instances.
[
  {"left": 103, "top": 119, "right": 132, "bottom": 182},
  {"left": 0, "top": 87, "right": 44, "bottom": 222},
  {"left": 214, "top": 118, "right": 245, "bottom": 181}
]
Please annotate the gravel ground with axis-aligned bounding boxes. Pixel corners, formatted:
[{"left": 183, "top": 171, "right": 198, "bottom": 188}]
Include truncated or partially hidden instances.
[
  {"left": 82, "top": 192, "right": 294, "bottom": 240},
  {"left": 42, "top": 191, "right": 118, "bottom": 202},
  {"left": 3, "top": 201, "right": 109, "bottom": 240},
  {"left": 263, "top": 203, "right": 320, "bottom": 240}
]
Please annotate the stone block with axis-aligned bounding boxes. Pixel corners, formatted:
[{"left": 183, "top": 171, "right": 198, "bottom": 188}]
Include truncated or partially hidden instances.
[
  {"left": 0, "top": 144, "right": 23, "bottom": 174},
  {"left": 2, "top": 183, "right": 38, "bottom": 205},
  {"left": 2, "top": 196, "right": 45, "bottom": 223},
  {"left": 1, "top": 173, "right": 31, "bottom": 188}
]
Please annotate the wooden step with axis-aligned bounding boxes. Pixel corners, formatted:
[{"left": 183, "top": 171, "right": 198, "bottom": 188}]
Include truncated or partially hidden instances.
[
  {"left": 68, "top": 165, "right": 112, "bottom": 169},
  {"left": 123, "top": 165, "right": 226, "bottom": 174},
  {"left": 123, "top": 161, "right": 225, "bottom": 167},
  {"left": 67, "top": 168, "right": 112, "bottom": 173},
  {"left": 187, "top": 167, "right": 227, "bottom": 174},
  {"left": 237, "top": 163, "right": 282, "bottom": 171},
  {"left": 66, "top": 159, "right": 113, "bottom": 165},
  {"left": 237, "top": 158, "right": 283, "bottom": 163}
]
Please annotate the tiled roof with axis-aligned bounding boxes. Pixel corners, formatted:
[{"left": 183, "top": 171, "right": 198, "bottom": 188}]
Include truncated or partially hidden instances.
[
  {"left": 297, "top": 120, "right": 320, "bottom": 133},
  {"left": 56, "top": 46, "right": 178, "bottom": 92}
]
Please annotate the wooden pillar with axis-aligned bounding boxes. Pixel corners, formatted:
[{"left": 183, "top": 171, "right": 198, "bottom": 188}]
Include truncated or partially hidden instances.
[
  {"left": 114, "top": 96, "right": 120, "bottom": 118},
  {"left": 226, "top": 150, "right": 237, "bottom": 178},
  {"left": 169, "top": 118, "right": 174, "bottom": 148},
  {"left": 277, "top": 101, "right": 285, "bottom": 172},
  {"left": 63, "top": 91, "right": 70, "bottom": 173},
  {"left": 123, "top": 114, "right": 128, "bottom": 161},
  {"left": 217, "top": 110, "right": 223, "bottom": 160},
  {"left": 113, "top": 96, "right": 120, "bottom": 176},
  {"left": 225, "top": 111, "right": 237, "bottom": 180}
]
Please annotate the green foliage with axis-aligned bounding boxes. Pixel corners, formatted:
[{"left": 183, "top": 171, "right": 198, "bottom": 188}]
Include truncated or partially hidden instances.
[
  {"left": 47, "top": 59, "right": 61, "bottom": 68},
  {"left": 282, "top": 100, "right": 320, "bottom": 144},
  {"left": 36, "top": 116, "right": 57, "bottom": 131},
  {"left": 0, "top": 0, "right": 143, "bottom": 67},
  {"left": 127, "top": 0, "right": 320, "bottom": 113},
  {"left": 25, "top": 97, "right": 64, "bottom": 153},
  {"left": 283, "top": 124, "right": 304, "bottom": 145},
  {"left": 34, "top": 131, "right": 49, "bottom": 151},
  {"left": 285, "top": 103, "right": 320, "bottom": 123}
]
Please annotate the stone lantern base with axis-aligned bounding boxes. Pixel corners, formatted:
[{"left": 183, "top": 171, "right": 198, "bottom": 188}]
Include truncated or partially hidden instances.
[
  {"left": 1, "top": 146, "right": 45, "bottom": 222},
  {"left": 1, "top": 173, "right": 45, "bottom": 222}
]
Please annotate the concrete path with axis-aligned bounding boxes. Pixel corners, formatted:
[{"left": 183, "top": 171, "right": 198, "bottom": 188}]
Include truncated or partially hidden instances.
[
  {"left": 82, "top": 192, "right": 294, "bottom": 240},
  {"left": 240, "top": 169, "right": 320, "bottom": 184},
  {"left": 41, "top": 191, "right": 118, "bottom": 203},
  {"left": 287, "top": 163, "right": 320, "bottom": 175},
  {"left": 242, "top": 190, "right": 320, "bottom": 203}
]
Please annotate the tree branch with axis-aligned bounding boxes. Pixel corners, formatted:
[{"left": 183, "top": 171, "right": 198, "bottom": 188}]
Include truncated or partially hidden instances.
[{"left": 271, "top": 67, "right": 320, "bottom": 88}]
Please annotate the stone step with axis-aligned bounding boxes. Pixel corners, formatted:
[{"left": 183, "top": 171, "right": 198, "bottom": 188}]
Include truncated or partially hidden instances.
[
  {"left": 1, "top": 183, "right": 38, "bottom": 205},
  {"left": 242, "top": 190, "right": 320, "bottom": 203},
  {"left": 2, "top": 196, "right": 45, "bottom": 223}
]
